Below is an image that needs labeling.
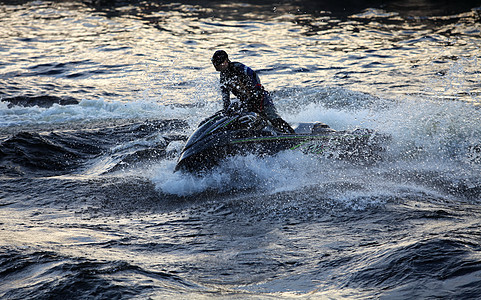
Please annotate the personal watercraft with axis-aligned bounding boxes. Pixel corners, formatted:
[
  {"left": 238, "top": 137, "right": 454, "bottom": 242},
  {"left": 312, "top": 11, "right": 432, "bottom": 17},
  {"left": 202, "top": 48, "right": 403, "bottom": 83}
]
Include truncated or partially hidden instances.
[{"left": 175, "top": 111, "right": 388, "bottom": 173}]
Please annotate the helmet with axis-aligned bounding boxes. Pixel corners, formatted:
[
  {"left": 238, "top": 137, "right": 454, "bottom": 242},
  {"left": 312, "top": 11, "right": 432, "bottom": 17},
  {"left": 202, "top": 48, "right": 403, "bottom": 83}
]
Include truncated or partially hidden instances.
[{"left": 211, "top": 50, "right": 228, "bottom": 66}]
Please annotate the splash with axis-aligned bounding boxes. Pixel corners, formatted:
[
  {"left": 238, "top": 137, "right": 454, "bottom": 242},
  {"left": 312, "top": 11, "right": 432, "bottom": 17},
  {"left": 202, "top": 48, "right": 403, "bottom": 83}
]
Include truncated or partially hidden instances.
[
  {"left": 151, "top": 86, "right": 480, "bottom": 203},
  {"left": 0, "top": 98, "right": 198, "bottom": 127},
  {"left": 376, "top": 96, "right": 481, "bottom": 164},
  {"left": 152, "top": 152, "right": 322, "bottom": 197}
]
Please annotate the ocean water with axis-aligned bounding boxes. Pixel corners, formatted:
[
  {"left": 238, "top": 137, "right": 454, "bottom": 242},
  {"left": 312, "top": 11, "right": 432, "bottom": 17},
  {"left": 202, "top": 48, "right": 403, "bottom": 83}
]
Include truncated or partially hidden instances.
[{"left": 1, "top": 0, "right": 480, "bottom": 299}]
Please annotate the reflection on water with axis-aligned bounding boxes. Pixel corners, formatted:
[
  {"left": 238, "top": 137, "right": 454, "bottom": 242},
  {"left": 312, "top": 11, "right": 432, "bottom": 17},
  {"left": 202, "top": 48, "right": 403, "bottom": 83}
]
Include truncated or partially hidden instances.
[
  {"left": 1, "top": 1, "right": 481, "bottom": 299},
  {"left": 0, "top": 0, "right": 479, "bottom": 105}
]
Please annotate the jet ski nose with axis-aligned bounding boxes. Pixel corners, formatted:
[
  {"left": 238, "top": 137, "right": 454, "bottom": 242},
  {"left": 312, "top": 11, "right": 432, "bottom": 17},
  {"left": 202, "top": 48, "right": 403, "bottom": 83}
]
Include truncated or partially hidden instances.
[
  {"left": 312, "top": 122, "right": 335, "bottom": 134},
  {"left": 293, "top": 122, "right": 335, "bottom": 134}
]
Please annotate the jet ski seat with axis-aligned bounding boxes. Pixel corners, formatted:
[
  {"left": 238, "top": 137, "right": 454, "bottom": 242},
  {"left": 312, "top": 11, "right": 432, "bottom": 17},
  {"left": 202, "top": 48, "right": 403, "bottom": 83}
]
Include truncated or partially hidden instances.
[{"left": 293, "top": 122, "right": 335, "bottom": 134}]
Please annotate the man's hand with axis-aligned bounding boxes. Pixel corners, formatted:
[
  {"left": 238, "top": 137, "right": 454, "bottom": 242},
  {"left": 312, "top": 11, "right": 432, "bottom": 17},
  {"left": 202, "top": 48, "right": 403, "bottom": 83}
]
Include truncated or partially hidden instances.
[
  {"left": 239, "top": 113, "right": 257, "bottom": 125},
  {"left": 238, "top": 112, "right": 266, "bottom": 130},
  {"left": 225, "top": 99, "right": 241, "bottom": 115}
]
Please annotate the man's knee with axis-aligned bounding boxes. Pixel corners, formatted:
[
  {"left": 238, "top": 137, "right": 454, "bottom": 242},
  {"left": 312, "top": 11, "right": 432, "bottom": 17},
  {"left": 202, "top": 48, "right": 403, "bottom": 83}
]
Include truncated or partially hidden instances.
[{"left": 271, "top": 118, "right": 295, "bottom": 134}]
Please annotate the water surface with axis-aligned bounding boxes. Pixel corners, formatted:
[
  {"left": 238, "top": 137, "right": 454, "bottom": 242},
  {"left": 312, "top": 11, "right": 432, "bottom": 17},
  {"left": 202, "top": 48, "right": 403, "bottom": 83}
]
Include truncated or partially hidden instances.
[{"left": 1, "top": 0, "right": 480, "bottom": 299}]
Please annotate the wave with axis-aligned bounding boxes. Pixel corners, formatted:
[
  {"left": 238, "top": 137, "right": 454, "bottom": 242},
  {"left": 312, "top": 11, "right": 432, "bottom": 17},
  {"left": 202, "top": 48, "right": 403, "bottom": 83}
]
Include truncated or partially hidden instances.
[
  {"left": 1, "top": 86, "right": 479, "bottom": 202},
  {"left": 1, "top": 95, "right": 79, "bottom": 108},
  {"left": 0, "top": 119, "right": 187, "bottom": 177},
  {"left": 0, "top": 97, "right": 200, "bottom": 128},
  {"left": 0, "top": 247, "right": 199, "bottom": 300},
  {"left": 152, "top": 88, "right": 480, "bottom": 203}
]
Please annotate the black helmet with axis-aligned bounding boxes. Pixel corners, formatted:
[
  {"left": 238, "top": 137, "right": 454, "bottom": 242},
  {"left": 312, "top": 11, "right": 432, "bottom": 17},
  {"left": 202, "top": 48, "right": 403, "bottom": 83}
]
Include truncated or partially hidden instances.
[{"left": 211, "top": 50, "right": 228, "bottom": 66}]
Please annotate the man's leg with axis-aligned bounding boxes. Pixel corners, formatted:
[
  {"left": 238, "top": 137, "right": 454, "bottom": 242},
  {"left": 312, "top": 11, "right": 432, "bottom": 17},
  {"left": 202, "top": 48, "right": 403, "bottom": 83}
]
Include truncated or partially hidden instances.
[
  {"left": 262, "top": 99, "right": 295, "bottom": 134},
  {"left": 270, "top": 118, "right": 295, "bottom": 134}
]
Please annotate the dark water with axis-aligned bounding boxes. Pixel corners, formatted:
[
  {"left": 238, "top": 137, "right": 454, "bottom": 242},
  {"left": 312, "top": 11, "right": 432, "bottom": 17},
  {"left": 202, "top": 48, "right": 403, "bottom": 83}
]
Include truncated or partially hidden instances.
[{"left": 1, "top": 0, "right": 481, "bottom": 299}]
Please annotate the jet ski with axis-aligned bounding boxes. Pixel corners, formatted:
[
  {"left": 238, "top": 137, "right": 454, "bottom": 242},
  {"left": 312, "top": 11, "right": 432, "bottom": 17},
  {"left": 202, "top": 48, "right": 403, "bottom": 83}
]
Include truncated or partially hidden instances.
[{"left": 175, "top": 111, "right": 388, "bottom": 173}]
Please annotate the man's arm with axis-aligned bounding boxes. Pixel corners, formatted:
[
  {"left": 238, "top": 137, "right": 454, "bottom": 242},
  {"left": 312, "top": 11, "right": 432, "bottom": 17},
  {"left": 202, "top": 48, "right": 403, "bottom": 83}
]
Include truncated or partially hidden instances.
[{"left": 222, "top": 87, "right": 230, "bottom": 112}]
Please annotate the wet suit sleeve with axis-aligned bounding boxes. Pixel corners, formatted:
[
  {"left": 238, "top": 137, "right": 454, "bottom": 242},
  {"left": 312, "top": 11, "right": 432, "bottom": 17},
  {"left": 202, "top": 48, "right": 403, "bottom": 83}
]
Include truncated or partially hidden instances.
[
  {"left": 222, "top": 86, "right": 230, "bottom": 112},
  {"left": 220, "top": 71, "right": 231, "bottom": 112}
]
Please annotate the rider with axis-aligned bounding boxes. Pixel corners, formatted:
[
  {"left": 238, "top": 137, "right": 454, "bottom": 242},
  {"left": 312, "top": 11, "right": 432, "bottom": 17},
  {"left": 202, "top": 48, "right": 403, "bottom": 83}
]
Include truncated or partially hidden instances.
[{"left": 211, "top": 50, "right": 295, "bottom": 134}]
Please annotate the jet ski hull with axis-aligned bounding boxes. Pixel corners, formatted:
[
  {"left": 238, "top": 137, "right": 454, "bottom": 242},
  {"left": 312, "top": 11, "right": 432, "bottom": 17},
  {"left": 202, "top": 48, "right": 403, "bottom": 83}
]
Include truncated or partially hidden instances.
[{"left": 175, "top": 112, "right": 388, "bottom": 173}]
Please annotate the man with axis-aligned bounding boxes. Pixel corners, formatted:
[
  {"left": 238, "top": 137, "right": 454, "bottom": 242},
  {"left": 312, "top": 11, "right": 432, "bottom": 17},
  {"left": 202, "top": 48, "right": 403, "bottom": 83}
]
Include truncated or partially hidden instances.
[{"left": 211, "top": 50, "right": 295, "bottom": 134}]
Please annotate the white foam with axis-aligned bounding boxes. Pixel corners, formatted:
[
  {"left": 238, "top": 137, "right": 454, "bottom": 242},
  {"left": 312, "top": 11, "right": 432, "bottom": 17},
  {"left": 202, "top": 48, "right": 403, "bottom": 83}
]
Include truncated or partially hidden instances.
[
  {"left": 373, "top": 96, "right": 481, "bottom": 164},
  {"left": 277, "top": 85, "right": 480, "bottom": 164},
  {"left": 151, "top": 88, "right": 481, "bottom": 202},
  {"left": 152, "top": 151, "right": 330, "bottom": 197},
  {"left": 151, "top": 159, "right": 232, "bottom": 196},
  {"left": 0, "top": 97, "right": 212, "bottom": 128},
  {"left": 285, "top": 102, "right": 378, "bottom": 131}
]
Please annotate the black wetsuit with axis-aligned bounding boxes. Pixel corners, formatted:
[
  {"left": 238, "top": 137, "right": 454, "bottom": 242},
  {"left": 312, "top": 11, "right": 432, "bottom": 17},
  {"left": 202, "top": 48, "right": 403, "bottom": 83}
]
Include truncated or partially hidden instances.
[{"left": 219, "top": 62, "right": 294, "bottom": 133}]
